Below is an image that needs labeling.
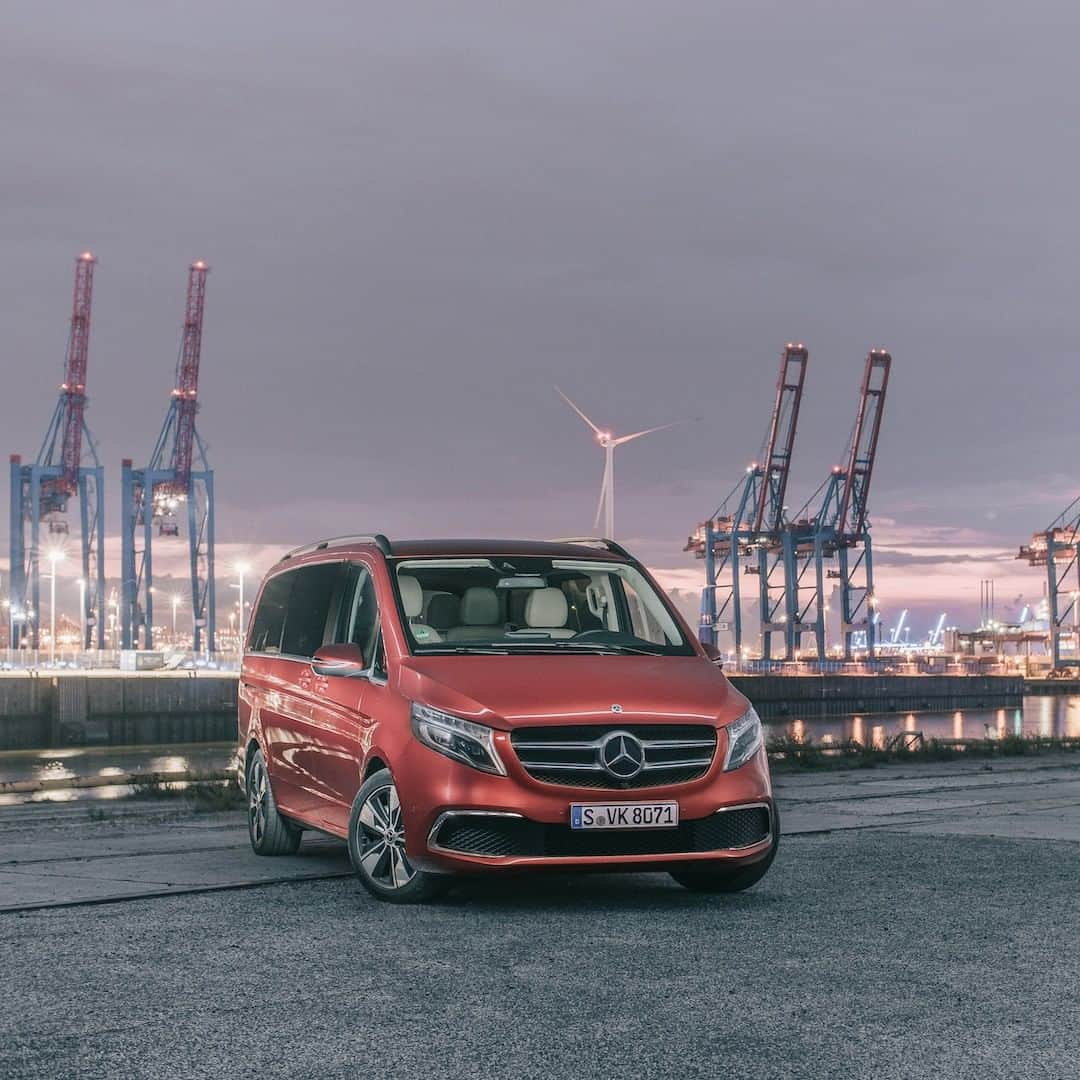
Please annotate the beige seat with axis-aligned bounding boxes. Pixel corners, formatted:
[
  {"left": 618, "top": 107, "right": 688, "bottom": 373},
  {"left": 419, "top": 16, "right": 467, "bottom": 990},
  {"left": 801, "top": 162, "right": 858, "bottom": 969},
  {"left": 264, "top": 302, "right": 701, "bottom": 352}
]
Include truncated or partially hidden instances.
[
  {"left": 398, "top": 575, "right": 442, "bottom": 644},
  {"left": 524, "top": 588, "right": 576, "bottom": 638},
  {"left": 446, "top": 587, "right": 502, "bottom": 642}
]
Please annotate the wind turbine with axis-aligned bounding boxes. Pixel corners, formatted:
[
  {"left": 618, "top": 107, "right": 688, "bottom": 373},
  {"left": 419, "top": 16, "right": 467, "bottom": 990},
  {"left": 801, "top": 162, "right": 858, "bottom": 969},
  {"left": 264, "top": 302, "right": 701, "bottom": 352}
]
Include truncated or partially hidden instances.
[{"left": 556, "top": 387, "right": 682, "bottom": 540}]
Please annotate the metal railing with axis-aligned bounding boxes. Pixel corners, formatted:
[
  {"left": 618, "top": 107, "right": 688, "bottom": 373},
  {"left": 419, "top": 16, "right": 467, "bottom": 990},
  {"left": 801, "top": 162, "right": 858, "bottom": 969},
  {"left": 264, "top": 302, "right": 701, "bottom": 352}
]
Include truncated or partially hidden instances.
[{"left": 0, "top": 649, "right": 241, "bottom": 673}]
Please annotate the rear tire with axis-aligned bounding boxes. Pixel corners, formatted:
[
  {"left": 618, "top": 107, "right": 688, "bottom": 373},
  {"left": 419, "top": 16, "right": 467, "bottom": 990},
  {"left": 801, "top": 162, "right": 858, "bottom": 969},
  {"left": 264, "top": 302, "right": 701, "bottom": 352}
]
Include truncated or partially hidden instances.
[
  {"left": 246, "top": 749, "right": 301, "bottom": 856},
  {"left": 347, "top": 769, "right": 448, "bottom": 904},
  {"left": 670, "top": 808, "right": 779, "bottom": 893}
]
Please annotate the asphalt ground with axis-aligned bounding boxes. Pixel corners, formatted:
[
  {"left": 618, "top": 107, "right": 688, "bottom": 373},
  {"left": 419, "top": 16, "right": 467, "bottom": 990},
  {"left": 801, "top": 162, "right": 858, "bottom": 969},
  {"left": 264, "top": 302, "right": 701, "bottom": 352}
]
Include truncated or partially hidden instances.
[{"left": 2, "top": 760, "right": 1079, "bottom": 1079}]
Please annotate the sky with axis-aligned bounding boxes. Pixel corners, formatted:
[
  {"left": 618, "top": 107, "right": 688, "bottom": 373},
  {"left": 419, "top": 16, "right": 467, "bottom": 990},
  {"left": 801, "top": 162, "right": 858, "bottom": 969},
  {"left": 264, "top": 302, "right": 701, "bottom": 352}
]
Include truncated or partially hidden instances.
[{"left": 2, "top": 0, "right": 1078, "bottom": 638}]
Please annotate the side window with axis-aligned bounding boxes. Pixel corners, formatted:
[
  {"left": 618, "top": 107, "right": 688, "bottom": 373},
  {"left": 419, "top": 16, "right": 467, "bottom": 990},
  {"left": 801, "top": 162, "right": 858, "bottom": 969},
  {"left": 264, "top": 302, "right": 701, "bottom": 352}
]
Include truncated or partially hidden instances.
[
  {"left": 584, "top": 573, "right": 618, "bottom": 631},
  {"left": 248, "top": 573, "right": 290, "bottom": 653},
  {"left": 280, "top": 562, "right": 342, "bottom": 659},
  {"left": 621, "top": 578, "right": 664, "bottom": 645},
  {"left": 336, "top": 564, "right": 380, "bottom": 668}
]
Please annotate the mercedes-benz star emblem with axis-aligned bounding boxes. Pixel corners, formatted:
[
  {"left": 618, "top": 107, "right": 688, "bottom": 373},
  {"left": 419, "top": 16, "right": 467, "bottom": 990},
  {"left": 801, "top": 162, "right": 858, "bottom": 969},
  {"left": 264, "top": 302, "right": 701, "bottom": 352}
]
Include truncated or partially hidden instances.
[
  {"left": 599, "top": 731, "right": 645, "bottom": 780},
  {"left": 610, "top": 704, "right": 623, "bottom": 713}
]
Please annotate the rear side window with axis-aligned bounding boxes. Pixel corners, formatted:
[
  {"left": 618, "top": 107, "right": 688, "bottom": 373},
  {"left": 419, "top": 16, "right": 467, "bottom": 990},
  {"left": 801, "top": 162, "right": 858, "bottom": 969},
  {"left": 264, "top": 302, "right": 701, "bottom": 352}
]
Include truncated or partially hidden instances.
[
  {"left": 248, "top": 574, "right": 290, "bottom": 653},
  {"left": 281, "top": 562, "right": 343, "bottom": 658}
]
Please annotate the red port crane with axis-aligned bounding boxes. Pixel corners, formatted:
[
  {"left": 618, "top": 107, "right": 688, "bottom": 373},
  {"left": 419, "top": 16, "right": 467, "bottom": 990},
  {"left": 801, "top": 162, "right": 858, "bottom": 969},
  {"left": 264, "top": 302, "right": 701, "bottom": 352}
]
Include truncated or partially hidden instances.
[{"left": 9, "top": 252, "right": 107, "bottom": 649}]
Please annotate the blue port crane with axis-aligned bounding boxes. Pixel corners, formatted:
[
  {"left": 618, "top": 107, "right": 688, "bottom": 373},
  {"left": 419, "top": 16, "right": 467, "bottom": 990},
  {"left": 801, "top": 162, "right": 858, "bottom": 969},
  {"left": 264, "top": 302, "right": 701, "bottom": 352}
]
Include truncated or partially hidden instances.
[
  {"left": 1018, "top": 497, "right": 1080, "bottom": 668},
  {"left": 9, "top": 253, "right": 106, "bottom": 649},
  {"left": 121, "top": 261, "right": 216, "bottom": 653},
  {"left": 685, "top": 344, "right": 808, "bottom": 657},
  {"left": 784, "top": 349, "right": 892, "bottom": 660}
]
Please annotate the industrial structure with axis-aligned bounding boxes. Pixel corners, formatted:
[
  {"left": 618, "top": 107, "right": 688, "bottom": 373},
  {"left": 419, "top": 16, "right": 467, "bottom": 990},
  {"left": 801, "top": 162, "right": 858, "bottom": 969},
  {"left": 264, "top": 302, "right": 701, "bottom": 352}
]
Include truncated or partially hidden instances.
[
  {"left": 783, "top": 349, "right": 891, "bottom": 660},
  {"left": 685, "top": 344, "right": 808, "bottom": 657},
  {"left": 687, "top": 345, "right": 892, "bottom": 662},
  {"left": 1017, "top": 497, "right": 1080, "bottom": 668},
  {"left": 8, "top": 252, "right": 106, "bottom": 649},
  {"left": 121, "top": 261, "right": 216, "bottom": 653}
]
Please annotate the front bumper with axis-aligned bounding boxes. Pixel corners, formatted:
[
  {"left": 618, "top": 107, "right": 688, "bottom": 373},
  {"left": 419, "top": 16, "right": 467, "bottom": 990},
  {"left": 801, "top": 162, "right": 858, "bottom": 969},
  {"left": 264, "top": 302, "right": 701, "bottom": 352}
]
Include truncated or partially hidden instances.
[
  {"left": 397, "top": 732, "right": 775, "bottom": 873},
  {"left": 427, "top": 801, "right": 774, "bottom": 866}
]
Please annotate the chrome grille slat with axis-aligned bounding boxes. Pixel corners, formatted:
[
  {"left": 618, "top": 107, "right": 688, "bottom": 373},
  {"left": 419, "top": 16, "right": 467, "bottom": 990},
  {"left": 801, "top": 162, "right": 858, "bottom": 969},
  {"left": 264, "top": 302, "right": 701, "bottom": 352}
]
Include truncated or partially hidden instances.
[
  {"left": 511, "top": 723, "right": 718, "bottom": 790},
  {"left": 641, "top": 757, "right": 713, "bottom": 770},
  {"left": 513, "top": 741, "right": 602, "bottom": 751},
  {"left": 640, "top": 739, "right": 715, "bottom": 750},
  {"left": 520, "top": 760, "right": 606, "bottom": 771}
]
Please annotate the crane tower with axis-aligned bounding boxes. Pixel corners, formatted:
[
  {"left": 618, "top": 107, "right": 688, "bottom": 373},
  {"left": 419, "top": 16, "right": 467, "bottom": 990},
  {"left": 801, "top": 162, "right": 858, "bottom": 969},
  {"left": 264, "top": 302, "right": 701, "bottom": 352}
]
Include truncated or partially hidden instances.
[
  {"left": 121, "top": 261, "right": 216, "bottom": 653},
  {"left": 784, "top": 349, "right": 892, "bottom": 659},
  {"left": 9, "top": 252, "right": 106, "bottom": 649},
  {"left": 685, "top": 344, "right": 808, "bottom": 656}
]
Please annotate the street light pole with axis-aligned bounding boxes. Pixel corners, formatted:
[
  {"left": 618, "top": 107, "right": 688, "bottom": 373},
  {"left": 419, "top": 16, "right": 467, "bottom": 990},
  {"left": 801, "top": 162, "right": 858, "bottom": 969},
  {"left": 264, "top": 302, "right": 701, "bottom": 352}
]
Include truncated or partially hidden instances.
[
  {"left": 47, "top": 549, "right": 65, "bottom": 665},
  {"left": 235, "top": 563, "right": 250, "bottom": 649},
  {"left": 172, "top": 594, "right": 180, "bottom": 641},
  {"left": 77, "top": 578, "right": 86, "bottom": 655}
]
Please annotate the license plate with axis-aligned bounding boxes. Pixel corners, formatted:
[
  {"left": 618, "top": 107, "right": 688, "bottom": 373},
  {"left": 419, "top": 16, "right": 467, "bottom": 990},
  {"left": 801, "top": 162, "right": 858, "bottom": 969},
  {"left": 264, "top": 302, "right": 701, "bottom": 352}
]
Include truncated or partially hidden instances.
[{"left": 570, "top": 801, "right": 679, "bottom": 830}]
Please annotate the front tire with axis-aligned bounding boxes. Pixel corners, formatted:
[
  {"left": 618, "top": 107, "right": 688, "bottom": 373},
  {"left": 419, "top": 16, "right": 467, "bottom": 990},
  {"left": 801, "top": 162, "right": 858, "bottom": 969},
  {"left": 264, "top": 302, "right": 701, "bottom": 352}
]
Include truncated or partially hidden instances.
[
  {"left": 246, "top": 749, "right": 301, "bottom": 856},
  {"left": 670, "top": 809, "right": 779, "bottom": 893},
  {"left": 347, "top": 769, "right": 448, "bottom": 904}
]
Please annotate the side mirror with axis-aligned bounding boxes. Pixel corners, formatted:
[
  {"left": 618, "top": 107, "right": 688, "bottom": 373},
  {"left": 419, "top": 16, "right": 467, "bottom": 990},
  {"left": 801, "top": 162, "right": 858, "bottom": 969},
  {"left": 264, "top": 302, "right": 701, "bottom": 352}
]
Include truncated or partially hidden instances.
[
  {"left": 311, "top": 643, "right": 367, "bottom": 678},
  {"left": 701, "top": 642, "right": 723, "bottom": 663}
]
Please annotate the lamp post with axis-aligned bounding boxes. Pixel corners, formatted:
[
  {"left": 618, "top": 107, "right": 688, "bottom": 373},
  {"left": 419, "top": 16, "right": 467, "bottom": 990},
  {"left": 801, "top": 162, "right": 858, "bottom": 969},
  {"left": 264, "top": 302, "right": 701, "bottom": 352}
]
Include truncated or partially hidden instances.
[
  {"left": 172, "top": 594, "right": 180, "bottom": 641},
  {"left": 76, "top": 578, "right": 86, "bottom": 654},
  {"left": 109, "top": 590, "right": 119, "bottom": 651},
  {"left": 233, "top": 562, "right": 251, "bottom": 650},
  {"left": 47, "top": 549, "right": 66, "bottom": 665}
]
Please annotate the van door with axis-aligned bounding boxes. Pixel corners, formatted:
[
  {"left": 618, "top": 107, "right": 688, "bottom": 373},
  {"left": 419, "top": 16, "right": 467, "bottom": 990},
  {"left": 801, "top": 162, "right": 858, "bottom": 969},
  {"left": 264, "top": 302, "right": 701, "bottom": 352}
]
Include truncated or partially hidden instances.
[
  {"left": 266, "top": 561, "right": 344, "bottom": 820},
  {"left": 243, "top": 569, "right": 309, "bottom": 816},
  {"left": 306, "top": 562, "right": 381, "bottom": 834}
]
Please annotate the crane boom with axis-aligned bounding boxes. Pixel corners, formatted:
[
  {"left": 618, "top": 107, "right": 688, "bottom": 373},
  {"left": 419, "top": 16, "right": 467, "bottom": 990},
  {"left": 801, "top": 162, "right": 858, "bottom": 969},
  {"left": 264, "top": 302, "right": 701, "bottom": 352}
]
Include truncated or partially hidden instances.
[
  {"left": 123, "top": 259, "right": 217, "bottom": 653},
  {"left": 750, "top": 344, "right": 808, "bottom": 537},
  {"left": 42, "top": 252, "right": 96, "bottom": 495},
  {"left": 12, "top": 252, "right": 107, "bottom": 648},
  {"left": 836, "top": 349, "right": 891, "bottom": 538},
  {"left": 167, "top": 261, "right": 209, "bottom": 493}
]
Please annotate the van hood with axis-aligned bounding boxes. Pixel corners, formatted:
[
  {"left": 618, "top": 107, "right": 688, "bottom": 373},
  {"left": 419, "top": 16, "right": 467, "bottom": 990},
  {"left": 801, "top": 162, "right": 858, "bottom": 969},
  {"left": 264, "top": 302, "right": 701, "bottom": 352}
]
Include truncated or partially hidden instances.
[{"left": 397, "top": 654, "right": 747, "bottom": 731}]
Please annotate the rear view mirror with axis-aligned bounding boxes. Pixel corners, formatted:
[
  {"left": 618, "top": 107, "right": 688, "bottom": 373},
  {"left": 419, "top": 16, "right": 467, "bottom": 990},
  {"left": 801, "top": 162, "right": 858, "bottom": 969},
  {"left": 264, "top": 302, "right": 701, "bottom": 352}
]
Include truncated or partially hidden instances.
[
  {"left": 311, "top": 643, "right": 367, "bottom": 677},
  {"left": 496, "top": 575, "right": 547, "bottom": 590},
  {"left": 701, "top": 642, "right": 723, "bottom": 663}
]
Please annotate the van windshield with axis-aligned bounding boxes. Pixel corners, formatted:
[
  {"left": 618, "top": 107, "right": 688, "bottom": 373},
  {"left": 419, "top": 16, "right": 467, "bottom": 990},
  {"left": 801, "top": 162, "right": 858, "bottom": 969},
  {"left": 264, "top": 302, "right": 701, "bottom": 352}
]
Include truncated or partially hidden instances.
[{"left": 389, "top": 557, "right": 694, "bottom": 656}]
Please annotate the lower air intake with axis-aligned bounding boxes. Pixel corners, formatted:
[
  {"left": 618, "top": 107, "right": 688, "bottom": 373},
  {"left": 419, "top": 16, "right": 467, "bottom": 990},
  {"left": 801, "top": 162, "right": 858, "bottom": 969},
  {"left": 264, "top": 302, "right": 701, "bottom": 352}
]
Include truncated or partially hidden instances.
[{"left": 431, "top": 805, "right": 771, "bottom": 859}]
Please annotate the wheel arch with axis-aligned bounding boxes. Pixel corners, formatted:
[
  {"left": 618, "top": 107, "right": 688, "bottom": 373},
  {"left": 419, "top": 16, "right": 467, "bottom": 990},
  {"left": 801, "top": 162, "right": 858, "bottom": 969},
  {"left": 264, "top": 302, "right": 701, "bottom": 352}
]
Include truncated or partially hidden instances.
[
  {"left": 362, "top": 754, "right": 388, "bottom": 781},
  {"left": 244, "top": 737, "right": 263, "bottom": 782}
]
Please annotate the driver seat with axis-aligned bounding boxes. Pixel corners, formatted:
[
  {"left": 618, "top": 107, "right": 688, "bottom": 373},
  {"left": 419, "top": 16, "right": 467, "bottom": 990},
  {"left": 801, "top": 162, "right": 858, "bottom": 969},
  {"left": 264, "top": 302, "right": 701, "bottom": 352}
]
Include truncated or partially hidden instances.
[{"left": 524, "top": 588, "right": 576, "bottom": 638}]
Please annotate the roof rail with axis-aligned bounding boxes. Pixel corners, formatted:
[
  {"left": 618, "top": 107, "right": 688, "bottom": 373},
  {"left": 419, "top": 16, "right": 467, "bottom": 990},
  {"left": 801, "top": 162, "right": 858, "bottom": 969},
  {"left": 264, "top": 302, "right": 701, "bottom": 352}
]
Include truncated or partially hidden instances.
[
  {"left": 279, "top": 534, "right": 392, "bottom": 562},
  {"left": 548, "top": 536, "right": 633, "bottom": 560}
]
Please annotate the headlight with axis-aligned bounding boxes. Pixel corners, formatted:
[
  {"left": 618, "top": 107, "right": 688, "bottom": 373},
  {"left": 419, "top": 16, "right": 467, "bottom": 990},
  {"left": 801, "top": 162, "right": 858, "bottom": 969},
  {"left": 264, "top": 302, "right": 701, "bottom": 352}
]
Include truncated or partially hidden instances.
[
  {"left": 410, "top": 703, "right": 507, "bottom": 775},
  {"left": 723, "top": 706, "right": 763, "bottom": 771}
]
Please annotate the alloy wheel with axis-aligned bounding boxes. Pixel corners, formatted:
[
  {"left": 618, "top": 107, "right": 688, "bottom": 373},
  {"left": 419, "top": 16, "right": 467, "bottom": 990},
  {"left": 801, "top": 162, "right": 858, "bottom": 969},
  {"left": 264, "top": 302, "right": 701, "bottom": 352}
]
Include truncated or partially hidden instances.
[
  {"left": 248, "top": 757, "right": 268, "bottom": 846},
  {"left": 355, "top": 782, "right": 414, "bottom": 890}
]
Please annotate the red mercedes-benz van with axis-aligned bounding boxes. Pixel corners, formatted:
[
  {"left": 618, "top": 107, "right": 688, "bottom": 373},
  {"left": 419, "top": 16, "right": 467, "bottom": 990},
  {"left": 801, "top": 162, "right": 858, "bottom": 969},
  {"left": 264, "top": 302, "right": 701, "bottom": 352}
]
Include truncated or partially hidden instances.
[{"left": 238, "top": 536, "right": 777, "bottom": 903}]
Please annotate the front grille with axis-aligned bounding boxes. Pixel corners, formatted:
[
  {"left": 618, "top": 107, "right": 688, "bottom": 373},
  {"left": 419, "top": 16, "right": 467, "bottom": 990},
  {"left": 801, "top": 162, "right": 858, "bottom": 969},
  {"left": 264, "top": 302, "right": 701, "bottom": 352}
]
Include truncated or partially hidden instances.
[
  {"left": 431, "top": 805, "right": 770, "bottom": 859},
  {"left": 511, "top": 724, "right": 718, "bottom": 790}
]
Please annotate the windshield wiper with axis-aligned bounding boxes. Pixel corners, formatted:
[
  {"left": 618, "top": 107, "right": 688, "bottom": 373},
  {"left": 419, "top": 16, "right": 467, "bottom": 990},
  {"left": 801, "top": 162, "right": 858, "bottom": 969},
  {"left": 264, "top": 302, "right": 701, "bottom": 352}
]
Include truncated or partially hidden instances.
[
  {"left": 497, "top": 640, "right": 662, "bottom": 656},
  {"left": 417, "top": 646, "right": 511, "bottom": 655}
]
